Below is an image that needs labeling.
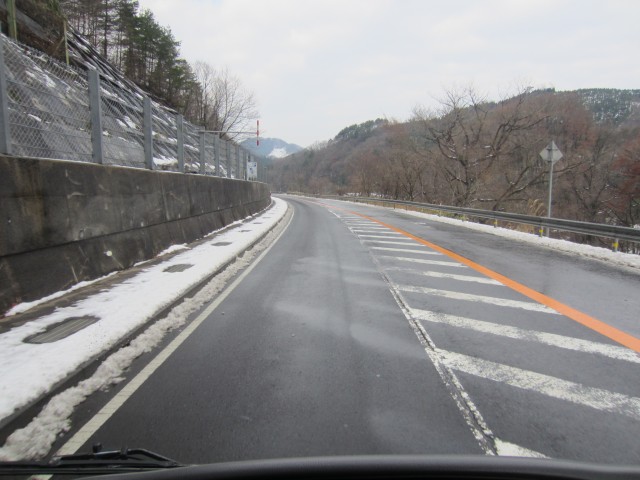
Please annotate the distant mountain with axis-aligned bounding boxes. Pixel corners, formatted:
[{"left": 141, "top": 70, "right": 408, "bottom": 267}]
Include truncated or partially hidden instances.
[
  {"left": 532, "top": 88, "right": 640, "bottom": 127},
  {"left": 241, "top": 137, "right": 303, "bottom": 159},
  {"left": 574, "top": 88, "right": 640, "bottom": 126}
]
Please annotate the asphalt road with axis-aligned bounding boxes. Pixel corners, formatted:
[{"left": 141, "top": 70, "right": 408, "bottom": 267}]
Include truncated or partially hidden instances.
[{"left": 67, "top": 196, "right": 640, "bottom": 465}]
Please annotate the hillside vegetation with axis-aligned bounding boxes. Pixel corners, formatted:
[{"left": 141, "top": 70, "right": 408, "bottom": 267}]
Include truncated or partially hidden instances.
[
  {"left": 5, "top": 0, "right": 258, "bottom": 139},
  {"left": 270, "top": 87, "right": 640, "bottom": 230}
]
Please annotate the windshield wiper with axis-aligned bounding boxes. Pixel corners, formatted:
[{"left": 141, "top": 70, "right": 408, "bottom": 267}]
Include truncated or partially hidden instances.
[{"left": 0, "top": 444, "right": 184, "bottom": 476}]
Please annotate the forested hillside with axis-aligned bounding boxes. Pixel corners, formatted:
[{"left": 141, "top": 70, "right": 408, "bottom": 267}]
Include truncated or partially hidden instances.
[{"left": 270, "top": 87, "right": 640, "bottom": 229}]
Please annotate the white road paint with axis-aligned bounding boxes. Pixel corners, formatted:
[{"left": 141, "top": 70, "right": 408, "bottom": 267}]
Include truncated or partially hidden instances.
[
  {"left": 381, "top": 281, "right": 498, "bottom": 454},
  {"left": 386, "top": 267, "right": 501, "bottom": 285},
  {"left": 378, "top": 255, "right": 468, "bottom": 268},
  {"left": 357, "top": 234, "right": 407, "bottom": 240},
  {"left": 350, "top": 227, "right": 396, "bottom": 232},
  {"left": 438, "top": 349, "right": 640, "bottom": 421},
  {"left": 361, "top": 239, "right": 419, "bottom": 246},
  {"left": 334, "top": 199, "right": 640, "bottom": 458},
  {"left": 397, "top": 285, "right": 560, "bottom": 314},
  {"left": 494, "top": 439, "right": 547, "bottom": 458},
  {"left": 412, "top": 309, "right": 640, "bottom": 364},
  {"left": 370, "top": 247, "right": 440, "bottom": 255},
  {"left": 378, "top": 255, "right": 466, "bottom": 267}
]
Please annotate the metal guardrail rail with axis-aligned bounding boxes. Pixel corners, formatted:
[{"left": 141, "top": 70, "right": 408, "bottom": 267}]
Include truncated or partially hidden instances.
[{"left": 322, "top": 196, "right": 640, "bottom": 246}]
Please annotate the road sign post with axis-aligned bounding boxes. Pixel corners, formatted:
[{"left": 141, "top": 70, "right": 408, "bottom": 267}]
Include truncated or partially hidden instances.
[{"left": 540, "top": 141, "right": 563, "bottom": 237}]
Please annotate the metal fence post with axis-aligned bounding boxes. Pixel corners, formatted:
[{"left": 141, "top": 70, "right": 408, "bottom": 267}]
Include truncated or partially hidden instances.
[
  {"left": 214, "top": 134, "right": 220, "bottom": 176},
  {"left": 176, "top": 114, "right": 184, "bottom": 173},
  {"left": 199, "top": 131, "right": 206, "bottom": 174},
  {"left": 0, "top": 37, "right": 12, "bottom": 155},
  {"left": 226, "top": 140, "right": 231, "bottom": 178},
  {"left": 236, "top": 145, "right": 241, "bottom": 180},
  {"left": 87, "top": 69, "right": 103, "bottom": 164},
  {"left": 143, "top": 96, "right": 153, "bottom": 170},
  {"left": 7, "top": 0, "right": 17, "bottom": 40}
]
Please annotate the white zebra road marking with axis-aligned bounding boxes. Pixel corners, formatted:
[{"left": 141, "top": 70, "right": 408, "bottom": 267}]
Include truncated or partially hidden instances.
[
  {"left": 386, "top": 267, "right": 502, "bottom": 285},
  {"left": 377, "top": 255, "right": 464, "bottom": 266},
  {"left": 397, "top": 285, "right": 560, "bottom": 314},
  {"left": 412, "top": 308, "right": 640, "bottom": 364},
  {"left": 438, "top": 349, "right": 640, "bottom": 421}
]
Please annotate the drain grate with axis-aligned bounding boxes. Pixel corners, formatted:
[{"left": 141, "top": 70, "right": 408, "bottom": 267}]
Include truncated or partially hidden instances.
[
  {"left": 163, "top": 263, "right": 194, "bottom": 273},
  {"left": 25, "top": 316, "right": 99, "bottom": 344},
  {"left": 211, "top": 241, "right": 232, "bottom": 246}
]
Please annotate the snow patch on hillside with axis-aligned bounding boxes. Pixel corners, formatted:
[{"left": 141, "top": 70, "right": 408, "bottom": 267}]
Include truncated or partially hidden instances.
[{"left": 269, "top": 147, "right": 290, "bottom": 158}]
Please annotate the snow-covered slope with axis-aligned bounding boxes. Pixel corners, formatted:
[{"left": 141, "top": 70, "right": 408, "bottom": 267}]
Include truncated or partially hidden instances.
[{"left": 241, "top": 137, "right": 303, "bottom": 159}]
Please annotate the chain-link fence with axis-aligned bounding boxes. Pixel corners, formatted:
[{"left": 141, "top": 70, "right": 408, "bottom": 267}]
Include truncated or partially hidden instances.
[{"left": 0, "top": 33, "right": 257, "bottom": 180}]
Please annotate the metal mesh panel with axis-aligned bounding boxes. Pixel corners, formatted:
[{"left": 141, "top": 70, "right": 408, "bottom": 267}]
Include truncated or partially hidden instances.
[
  {"left": 220, "top": 140, "right": 229, "bottom": 178},
  {"left": 3, "top": 37, "right": 92, "bottom": 161},
  {"left": 0, "top": 34, "right": 257, "bottom": 180},
  {"left": 183, "top": 122, "right": 201, "bottom": 173},
  {"left": 100, "top": 77, "right": 144, "bottom": 168},
  {"left": 203, "top": 132, "right": 215, "bottom": 175},
  {"left": 152, "top": 104, "right": 179, "bottom": 171}
]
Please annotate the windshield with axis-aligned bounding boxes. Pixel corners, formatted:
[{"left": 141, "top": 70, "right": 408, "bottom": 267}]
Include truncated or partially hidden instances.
[{"left": 0, "top": 0, "right": 639, "bottom": 475}]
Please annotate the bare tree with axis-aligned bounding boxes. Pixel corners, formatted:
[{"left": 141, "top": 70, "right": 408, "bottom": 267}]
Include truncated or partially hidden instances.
[
  {"left": 213, "top": 67, "right": 259, "bottom": 140},
  {"left": 190, "top": 63, "right": 259, "bottom": 139},
  {"left": 412, "top": 86, "right": 546, "bottom": 209},
  {"left": 190, "top": 61, "right": 216, "bottom": 128}
]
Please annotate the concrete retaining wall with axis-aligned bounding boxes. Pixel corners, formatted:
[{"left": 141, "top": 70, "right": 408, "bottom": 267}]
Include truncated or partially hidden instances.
[{"left": 0, "top": 156, "right": 271, "bottom": 315}]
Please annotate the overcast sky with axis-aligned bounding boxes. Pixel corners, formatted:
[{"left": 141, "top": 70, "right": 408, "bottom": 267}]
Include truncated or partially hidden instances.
[{"left": 136, "top": 0, "right": 639, "bottom": 148}]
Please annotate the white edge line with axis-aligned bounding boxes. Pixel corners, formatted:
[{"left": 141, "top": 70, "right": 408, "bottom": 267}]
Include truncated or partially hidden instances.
[{"left": 56, "top": 207, "right": 295, "bottom": 455}]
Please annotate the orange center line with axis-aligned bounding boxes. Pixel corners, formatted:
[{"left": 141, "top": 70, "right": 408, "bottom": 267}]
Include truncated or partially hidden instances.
[{"left": 329, "top": 203, "right": 640, "bottom": 353}]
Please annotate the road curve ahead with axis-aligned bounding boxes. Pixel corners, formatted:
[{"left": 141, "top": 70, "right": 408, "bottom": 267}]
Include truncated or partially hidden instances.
[{"left": 67, "top": 195, "right": 639, "bottom": 465}]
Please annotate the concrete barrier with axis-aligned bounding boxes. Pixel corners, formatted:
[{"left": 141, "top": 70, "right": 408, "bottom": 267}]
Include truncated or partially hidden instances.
[{"left": 0, "top": 156, "right": 271, "bottom": 315}]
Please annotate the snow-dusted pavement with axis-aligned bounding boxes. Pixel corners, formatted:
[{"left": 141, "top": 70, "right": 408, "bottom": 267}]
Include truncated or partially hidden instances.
[{"left": 0, "top": 198, "right": 288, "bottom": 428}]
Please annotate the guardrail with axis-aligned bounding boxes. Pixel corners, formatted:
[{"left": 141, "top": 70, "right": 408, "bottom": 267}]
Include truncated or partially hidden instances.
[{"left": 321, "top": 195, "right": 640, "bottom": 251}]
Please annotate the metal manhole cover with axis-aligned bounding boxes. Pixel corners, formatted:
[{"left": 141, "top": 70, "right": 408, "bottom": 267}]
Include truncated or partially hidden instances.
[
  {"left": 211, "top": 241, "right": 232, "bottom": 246},
  {"left": 25, "top": 316, "right": 99, "bottom": 344},
  {"left": 163, "top": 263, "right": 194, "bottom": 273}
]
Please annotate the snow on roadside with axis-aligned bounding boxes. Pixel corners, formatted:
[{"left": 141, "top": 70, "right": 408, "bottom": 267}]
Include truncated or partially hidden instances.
[
  {"left": 4, "top": 272, "right": 118, "bottom": 317},
  {"left": 0, "top": 205, "right": 292, "bottom": 461},
  {"left": 0, "top": 198, "right": 288, "bottom": 429},
  {"left": 333, "top": 200, "right": 640, "bottom": 271}
]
